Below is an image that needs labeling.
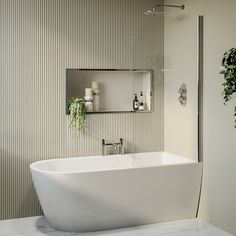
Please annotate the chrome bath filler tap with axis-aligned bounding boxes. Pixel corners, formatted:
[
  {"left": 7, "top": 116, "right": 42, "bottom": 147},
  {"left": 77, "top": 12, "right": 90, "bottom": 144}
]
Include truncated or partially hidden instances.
[{"left": 102, "top": 138, "right": 124, "bottom": 156}]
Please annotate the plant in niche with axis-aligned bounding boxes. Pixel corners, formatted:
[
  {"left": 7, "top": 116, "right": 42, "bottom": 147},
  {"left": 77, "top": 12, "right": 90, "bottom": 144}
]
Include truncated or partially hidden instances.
[
  {"left": 221, "top": 48, "right": 236, "bottom": 127},
  {"left": 68, "top": 97, "right": 87, "bottom": 133}
]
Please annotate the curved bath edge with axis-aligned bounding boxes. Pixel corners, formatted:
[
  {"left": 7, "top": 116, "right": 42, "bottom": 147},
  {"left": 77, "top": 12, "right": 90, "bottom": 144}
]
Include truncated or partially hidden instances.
[{"left": 30, "top": 152, "right": 202, "bottom": 232}]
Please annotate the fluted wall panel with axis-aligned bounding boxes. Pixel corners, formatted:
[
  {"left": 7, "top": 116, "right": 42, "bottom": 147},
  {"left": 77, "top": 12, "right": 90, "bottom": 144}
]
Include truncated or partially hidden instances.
[{"left": 0, "top": 0, "right": 164, "bottom": 219}]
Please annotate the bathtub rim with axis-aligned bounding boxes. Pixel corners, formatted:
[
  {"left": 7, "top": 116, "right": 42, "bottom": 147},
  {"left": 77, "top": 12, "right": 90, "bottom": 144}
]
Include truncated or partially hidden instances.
[{"left": 30, "top": 151, "right": 199, "bottom": 175}]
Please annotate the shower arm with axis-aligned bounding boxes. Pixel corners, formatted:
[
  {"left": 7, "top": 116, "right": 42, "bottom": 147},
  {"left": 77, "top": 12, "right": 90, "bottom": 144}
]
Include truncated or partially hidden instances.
[{"left": 155, "top": 4, "right": 185, "bottom": 10}]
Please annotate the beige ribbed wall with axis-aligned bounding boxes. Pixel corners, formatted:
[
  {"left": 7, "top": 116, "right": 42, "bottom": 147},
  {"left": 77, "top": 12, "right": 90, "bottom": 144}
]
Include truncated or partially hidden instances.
[{"left": 0, "top": 0, "right": 164, "bottom": 219}]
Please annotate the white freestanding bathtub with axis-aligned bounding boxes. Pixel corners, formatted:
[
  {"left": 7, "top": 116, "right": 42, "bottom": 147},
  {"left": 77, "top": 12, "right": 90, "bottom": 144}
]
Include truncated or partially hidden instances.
[{"left": 30, "top": 152, "right": 202, "bottom": 232}]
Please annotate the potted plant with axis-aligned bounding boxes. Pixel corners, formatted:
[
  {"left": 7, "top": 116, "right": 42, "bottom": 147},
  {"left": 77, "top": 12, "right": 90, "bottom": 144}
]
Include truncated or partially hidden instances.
[
  {"left": 221, "top": 48, "right": 236, "bottom": 127},
  {"left": 68, "top": 97, "right": 87, "bottom": 133}
]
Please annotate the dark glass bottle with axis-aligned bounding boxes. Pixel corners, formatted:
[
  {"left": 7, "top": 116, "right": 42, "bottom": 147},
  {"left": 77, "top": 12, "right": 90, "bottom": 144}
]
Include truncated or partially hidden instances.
[{"left": 133, "top": 94, "right": 139, "bottom": 111}]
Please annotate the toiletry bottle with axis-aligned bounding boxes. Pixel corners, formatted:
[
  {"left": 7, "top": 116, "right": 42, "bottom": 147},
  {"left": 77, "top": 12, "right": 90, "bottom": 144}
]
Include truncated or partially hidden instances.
[
  {"left": 133, "top": 94, "right": 139, "bottom": 111},
  {"left": 139, "top": 91, "right": 145, "bottom": 111}
]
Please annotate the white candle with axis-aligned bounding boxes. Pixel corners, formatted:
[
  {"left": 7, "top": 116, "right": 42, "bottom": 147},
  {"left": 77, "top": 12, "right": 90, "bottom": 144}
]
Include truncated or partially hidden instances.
[
  {"left": 85, "top": 88, "right": 92, "bottom": 96},
  {"left": 92, "top": 81, "right": 98, "bottom": 90}
]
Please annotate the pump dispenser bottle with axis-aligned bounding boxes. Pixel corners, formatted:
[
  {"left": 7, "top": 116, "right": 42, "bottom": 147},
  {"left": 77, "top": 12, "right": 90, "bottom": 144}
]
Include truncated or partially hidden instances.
[{"left": 139, "top": 91, "right": 145, "bottom": 111}]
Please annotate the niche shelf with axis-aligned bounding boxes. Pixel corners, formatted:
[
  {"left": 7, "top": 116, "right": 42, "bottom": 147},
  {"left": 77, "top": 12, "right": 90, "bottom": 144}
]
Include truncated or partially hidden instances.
[{"left": 66, "top": 69, "right": 154, "bottom": 114}]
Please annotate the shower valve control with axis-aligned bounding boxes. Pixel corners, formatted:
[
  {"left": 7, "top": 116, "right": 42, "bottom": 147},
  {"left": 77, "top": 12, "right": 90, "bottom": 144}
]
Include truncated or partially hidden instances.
[{"left": 178, "top": 83, "right": 187, "bottom": 106}]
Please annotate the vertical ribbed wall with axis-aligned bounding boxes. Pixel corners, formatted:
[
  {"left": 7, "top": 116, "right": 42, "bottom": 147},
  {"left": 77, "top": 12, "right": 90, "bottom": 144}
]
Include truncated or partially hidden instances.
[{"left": 0, "top": 0, "right": 164, "bottom": 219}]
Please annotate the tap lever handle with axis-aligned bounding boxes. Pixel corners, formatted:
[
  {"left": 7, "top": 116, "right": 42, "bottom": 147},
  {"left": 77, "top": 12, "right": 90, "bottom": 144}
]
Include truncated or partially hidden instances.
[
  {"left": 120, "top": 138, "right": 123, "bottom": 145},
  {"left": 102, "top": 139, "right": 106, "bottom": 145}
]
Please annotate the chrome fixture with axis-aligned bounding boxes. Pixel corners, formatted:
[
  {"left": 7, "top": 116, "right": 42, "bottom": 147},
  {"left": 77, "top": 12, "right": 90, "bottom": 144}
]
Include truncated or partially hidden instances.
[
  {"left": 102, "top": 138, "right": 124, "bottom": 156},
  {"left": 144, "top": 4, "right": 185, "bottom": 16},
  {"left": 178, "top": 83, "right": 187, "bottom": 106},
  {"left": 197, "top": 16, "right": 204, "bottom": 163}
]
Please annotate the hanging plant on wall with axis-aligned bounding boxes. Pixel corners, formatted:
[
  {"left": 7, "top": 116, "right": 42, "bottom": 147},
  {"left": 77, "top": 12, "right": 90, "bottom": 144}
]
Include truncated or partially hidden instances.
[
  {"left": 68, "top": 97, "right": 87, "bottom": 133},
  {"left": 220, "top": 48, "right": 236, "bottom": 127}
]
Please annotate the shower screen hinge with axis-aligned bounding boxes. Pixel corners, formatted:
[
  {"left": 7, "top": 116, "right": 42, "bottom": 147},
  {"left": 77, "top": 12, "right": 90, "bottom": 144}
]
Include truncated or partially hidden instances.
[{"left": 178, "top": 83, "right": 187, "bottom": 106}]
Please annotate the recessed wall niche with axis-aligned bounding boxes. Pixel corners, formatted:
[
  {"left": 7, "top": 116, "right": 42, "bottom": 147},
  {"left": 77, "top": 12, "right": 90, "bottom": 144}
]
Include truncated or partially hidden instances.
[{"left": 66, "top": 69, "right": 154, "bottom": 114}]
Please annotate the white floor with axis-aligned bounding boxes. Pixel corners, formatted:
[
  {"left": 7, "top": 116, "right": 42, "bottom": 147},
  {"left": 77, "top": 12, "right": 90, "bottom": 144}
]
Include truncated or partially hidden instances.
[{"left": 0, "top": 216, "right": 232, "bottom": 236}]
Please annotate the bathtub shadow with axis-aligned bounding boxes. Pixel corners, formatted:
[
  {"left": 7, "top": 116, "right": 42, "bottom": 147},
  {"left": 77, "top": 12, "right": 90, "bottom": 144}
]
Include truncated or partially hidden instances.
[
  {"left": 36, "top": 216, "right": 86, "bottom": 235},
  {"left": 35, "top": 216, "right": 138, "bottom": 236}
]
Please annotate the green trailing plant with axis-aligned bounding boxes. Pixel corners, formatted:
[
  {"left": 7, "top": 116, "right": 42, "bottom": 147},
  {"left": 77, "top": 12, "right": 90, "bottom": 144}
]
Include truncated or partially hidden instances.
[
  {"left": 68, "top": 97, "right": 87, "bottom": 133},
  {"left": 221, "top": 48, "right": 236, "bottom": 127}
]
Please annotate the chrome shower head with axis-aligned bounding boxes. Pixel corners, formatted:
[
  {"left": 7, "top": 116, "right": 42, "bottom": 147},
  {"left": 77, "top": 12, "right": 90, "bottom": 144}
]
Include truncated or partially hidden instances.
[{"left": 144, "top": 4, "right": 185, "bottom": 16}]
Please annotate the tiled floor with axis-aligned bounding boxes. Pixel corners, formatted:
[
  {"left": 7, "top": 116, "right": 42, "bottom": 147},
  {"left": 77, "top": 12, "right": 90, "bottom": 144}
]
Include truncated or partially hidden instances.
[{"left": 0, "top": 216, "right": 232, "bottom": 236}]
